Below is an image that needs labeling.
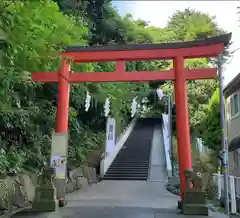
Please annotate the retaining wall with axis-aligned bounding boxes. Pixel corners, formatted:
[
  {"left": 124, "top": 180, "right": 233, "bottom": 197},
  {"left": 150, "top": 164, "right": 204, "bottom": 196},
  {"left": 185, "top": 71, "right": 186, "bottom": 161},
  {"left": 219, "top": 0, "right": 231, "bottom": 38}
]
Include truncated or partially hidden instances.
[{"left": 0, "top": 165, "right": 97, "bottom": 216}]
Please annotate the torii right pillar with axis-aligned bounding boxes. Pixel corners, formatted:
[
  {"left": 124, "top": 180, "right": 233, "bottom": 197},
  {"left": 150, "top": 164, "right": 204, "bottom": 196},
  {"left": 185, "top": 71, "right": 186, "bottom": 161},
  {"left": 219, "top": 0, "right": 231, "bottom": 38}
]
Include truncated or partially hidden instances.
[{"left": 174, "top": 56, "right": 192, "bottom": 204}]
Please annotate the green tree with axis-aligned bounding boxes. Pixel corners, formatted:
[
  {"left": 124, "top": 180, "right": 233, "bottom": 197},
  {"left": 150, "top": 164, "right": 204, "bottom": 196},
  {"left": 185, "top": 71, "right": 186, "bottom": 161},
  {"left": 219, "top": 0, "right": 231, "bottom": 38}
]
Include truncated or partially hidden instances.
[
  {"left": 0, "top": 0, "right": 95, "bottom": 172},
  {"left": 167, "top": 8, "right": 221, "bottom": 41},
  {"left": 0, "top": 0, "right": 152, "bottom": 173},
  {"left": 0, "top": 1, "right": 230, "bottom": 175},
  {"left": 163, "top": 9, "right": 227, "bottom": 130},
  {"left": 198, "top": 88, "right": 221, "bottom": 152}
]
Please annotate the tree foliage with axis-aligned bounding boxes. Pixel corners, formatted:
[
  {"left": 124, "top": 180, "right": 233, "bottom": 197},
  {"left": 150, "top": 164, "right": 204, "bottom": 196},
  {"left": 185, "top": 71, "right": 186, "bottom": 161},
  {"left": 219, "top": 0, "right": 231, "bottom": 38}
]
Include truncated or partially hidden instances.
[
  {"left": 198, "top": 88, "right": 221, "bottom": 152},
  {"left": 0, "top": 1, "right": 228, "bottom": 174},
  {"left": 162, "top": 9, "right": 227, "bottom": 132}
]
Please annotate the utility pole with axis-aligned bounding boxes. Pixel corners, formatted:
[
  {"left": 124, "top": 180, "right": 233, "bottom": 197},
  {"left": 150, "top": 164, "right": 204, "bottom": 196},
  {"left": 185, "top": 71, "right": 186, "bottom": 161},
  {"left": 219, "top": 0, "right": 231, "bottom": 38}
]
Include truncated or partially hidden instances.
[{"left": 218, "top": 55, "right": 229, "bottom": 216}]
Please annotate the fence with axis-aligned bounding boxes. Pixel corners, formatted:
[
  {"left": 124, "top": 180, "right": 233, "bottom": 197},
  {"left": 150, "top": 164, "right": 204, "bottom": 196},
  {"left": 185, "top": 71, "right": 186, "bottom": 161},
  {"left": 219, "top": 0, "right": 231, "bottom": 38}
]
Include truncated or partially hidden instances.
[
  {"left": 213, "top": 173, "right": 239, "bottom": 214},
  {"left": 195, "top": 141, "right": 239, "bottom": 213}
]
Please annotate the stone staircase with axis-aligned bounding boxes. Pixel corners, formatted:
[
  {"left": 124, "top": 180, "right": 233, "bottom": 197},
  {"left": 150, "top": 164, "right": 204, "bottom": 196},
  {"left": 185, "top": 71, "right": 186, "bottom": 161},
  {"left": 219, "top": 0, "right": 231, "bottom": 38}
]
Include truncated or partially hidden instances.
[{"left": 102, "top": 118, "right": 155, "bottom": 181}]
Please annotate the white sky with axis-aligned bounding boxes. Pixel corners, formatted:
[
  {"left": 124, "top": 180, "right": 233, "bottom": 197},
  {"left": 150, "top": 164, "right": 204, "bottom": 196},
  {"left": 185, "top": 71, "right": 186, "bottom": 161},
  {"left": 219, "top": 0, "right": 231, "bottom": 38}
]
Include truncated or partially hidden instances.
[{"left": 113, "top": 1, "right": 240, "bottom": 87}]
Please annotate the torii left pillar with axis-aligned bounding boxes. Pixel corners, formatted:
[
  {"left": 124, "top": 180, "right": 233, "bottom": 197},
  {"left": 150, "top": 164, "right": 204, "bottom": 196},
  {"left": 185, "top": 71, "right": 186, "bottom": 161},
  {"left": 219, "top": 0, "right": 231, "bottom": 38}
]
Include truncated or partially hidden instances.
[
  {"left": 52, "top": 58, "right": 70, "bottom": 207},
  {"left": 56, "top": 59, "right": 70, "bottom": 132}
]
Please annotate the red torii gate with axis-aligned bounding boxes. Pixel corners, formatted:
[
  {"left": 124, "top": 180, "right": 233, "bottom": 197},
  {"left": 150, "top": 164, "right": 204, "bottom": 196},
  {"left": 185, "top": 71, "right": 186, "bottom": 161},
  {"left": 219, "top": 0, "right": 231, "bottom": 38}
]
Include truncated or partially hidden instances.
[{"left": 32, "top": 33, "right": 231, "bottom": 201}]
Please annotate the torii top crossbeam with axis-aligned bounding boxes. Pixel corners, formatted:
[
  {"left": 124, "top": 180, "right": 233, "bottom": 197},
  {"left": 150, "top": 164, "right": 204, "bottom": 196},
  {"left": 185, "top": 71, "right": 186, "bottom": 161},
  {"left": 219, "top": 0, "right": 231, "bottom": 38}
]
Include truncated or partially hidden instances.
[
  {"left": 61, "top": 33, "right": 231, "bottom": 62},
  {"left": 31, "top": 33, "right": 231, "bottom": 203},
  {"left": 32, "top": 33, "right": 231, "bottom": 83}
]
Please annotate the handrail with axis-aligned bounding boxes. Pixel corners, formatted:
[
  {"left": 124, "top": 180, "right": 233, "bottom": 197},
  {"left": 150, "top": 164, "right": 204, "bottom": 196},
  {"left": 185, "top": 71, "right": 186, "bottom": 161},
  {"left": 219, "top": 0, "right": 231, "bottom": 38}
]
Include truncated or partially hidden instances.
[{"left": 162, "top": 113, "right": 172, "bottom": 177}]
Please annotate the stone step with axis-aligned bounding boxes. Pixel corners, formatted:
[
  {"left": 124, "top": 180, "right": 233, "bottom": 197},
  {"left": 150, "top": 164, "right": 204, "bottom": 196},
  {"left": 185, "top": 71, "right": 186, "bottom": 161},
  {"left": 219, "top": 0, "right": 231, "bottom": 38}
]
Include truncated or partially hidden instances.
[
  {"left": 102, "top": 176, "right": 147, "bottom": 181},
  {"left": 108, "top": 168, "right": 149, "bottom": 172},
  {"left": 111, "top": 163, "right": 149, "bottom": 165},
  {"left": 103, "top": 118, "right": 154, "bottom": 181},
  {"left": 183, "top": 204, "right": 209, "bottom": 216},
  {"left": 105, "top": 172, "right": 148, "bottom": 176}
]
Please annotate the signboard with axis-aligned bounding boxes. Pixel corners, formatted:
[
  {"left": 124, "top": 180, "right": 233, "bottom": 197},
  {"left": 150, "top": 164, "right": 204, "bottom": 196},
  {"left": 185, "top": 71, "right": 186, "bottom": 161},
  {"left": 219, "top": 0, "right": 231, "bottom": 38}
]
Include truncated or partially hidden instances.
[
  {"left": 50, "top": 132, "right": 68, "bottom": 179},
  {"left": 105, "top": 117, "right": 116, "bottom": 154}
]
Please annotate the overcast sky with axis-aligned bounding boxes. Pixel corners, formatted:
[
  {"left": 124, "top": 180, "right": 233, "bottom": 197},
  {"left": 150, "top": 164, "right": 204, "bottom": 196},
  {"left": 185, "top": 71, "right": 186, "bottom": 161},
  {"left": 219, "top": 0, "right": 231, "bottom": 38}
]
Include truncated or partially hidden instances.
[{"left": 112, "top": 1, "right": 240, "bottom": 86}]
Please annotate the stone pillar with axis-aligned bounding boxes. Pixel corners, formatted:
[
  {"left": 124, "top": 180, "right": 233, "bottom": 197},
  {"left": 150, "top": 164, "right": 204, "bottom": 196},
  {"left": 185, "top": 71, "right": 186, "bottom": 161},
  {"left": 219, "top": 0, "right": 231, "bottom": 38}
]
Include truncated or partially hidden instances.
[
  {"left": 183, "top": 169, "right": 208, "bottom": 216},
  {"left": 105, "top": 117, "right": 116, "bottom": 155},
  {"left": 32, "top": 167, "right": 59, "bottom": 211},
  {"left": 50, "top": 132, "right": 68, "bottom": 207}
]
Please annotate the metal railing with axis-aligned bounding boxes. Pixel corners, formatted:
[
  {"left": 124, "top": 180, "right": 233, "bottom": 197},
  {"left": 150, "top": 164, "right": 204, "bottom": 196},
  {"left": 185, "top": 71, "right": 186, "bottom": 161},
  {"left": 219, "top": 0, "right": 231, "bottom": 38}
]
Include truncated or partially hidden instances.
[{"left": 162, "top": 113, "right": 172, "bottom": 177}]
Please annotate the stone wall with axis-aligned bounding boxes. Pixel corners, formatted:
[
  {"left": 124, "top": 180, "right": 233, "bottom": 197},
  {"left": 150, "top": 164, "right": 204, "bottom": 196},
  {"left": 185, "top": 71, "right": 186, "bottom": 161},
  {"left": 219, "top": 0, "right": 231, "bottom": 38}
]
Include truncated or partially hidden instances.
[{"left": 0, "top": 165, "right": 97, "bottom": 216}]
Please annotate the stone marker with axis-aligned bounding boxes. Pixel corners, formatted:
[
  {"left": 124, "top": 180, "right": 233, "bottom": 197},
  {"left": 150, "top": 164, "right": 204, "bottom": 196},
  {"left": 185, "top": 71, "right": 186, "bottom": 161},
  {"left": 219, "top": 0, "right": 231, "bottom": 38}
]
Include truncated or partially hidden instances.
[
  {"left": 182, "top": 169, "right": 208, "bottom": 216},
  {"left": 12, "top": 176, "right": 26, "bottom": 208},
  {"left": 76, "top": 177, "right": 88, "bottom": 190},
  {"left": 32, "top": 167, "right": 59, "bottom": 212},
  {"left": 50, "top": 132, "right": 68, "bottom": 207},
  {"left": 83, "top": 166, "right": 97, "bottom": 184}
]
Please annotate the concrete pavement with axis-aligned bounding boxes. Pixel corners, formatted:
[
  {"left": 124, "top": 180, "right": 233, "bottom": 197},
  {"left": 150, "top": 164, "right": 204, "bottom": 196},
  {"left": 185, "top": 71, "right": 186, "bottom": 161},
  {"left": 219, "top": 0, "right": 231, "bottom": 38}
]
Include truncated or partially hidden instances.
[
  {"left": 12, "top": 125, "right": 228, "bottom": 218},
  {"left": 13, "top": 206, "right": 230, "bottom": 218},
  {"left": 149, "top": 124, "right": 168, "bottom": 182}
]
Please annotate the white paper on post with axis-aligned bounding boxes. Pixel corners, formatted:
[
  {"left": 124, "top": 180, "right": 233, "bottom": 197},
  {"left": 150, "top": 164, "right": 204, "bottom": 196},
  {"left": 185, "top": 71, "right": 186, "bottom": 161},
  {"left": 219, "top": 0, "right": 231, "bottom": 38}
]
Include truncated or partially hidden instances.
[
  {"left": 50, "top": 155, "right": 67, "bottom": 179},
  {"left": 105, "top": 117, "right": 116, "bottom": 154},
  {"left": 157, "top": 88, "right": 165, "bottom": 99},
  {"left": 50, "top": 132, "right": 68, "bottom": 179}
]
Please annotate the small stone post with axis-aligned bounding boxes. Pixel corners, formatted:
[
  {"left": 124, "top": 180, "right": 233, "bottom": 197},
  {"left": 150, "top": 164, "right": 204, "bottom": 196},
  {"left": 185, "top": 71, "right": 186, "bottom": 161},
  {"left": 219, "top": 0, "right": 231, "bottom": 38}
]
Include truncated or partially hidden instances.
[
  {"left": 32, "top": 167, "right": 59, "bottom": 212},
  {"left": 182, "top": 169, "right": 208, "bottom": 216}
]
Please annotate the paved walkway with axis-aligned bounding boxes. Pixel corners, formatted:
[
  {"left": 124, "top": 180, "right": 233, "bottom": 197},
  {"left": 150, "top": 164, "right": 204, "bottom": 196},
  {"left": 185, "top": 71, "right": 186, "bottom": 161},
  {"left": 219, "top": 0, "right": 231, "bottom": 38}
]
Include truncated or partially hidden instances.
[
  {"left": 66, "top": 180, "right": 178, "bottom": 208},
  {"left": 13, "top": 125, "right": 228, "bottom": 218},
  {"left": 149, "top": 124, "right": 167, "bottom": 182}
]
